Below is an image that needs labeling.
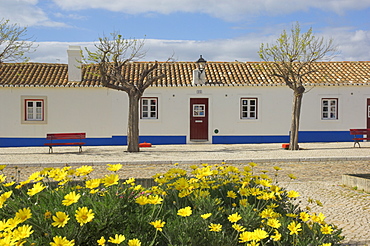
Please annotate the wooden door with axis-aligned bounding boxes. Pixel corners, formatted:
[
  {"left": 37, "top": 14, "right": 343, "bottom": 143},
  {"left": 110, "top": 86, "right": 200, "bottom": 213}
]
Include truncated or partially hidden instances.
[
  {"left": 190, "top": 98, "right": 208, "bottom": 140},
  {"left": 367, "top": 98, "right": 370, "bottom": 128}
]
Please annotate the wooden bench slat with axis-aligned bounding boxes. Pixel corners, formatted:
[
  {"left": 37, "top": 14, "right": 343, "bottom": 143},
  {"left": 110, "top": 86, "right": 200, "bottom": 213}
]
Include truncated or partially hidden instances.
[
  {"left": 46, "top": 133, "right": 86, "bottom": 140},
  {"left": 44, "top": 142, "right": 85, "bottom": 146}
]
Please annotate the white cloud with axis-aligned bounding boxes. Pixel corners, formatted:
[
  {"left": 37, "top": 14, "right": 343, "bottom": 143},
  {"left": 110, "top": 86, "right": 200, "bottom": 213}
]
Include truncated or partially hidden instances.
[
  {"left": 51, "top": 0, "right": 370, "bottom": 21},
  {"left": 0, "top": 0, "right": 67, "bottom": 27},
  {"left": 325, "top": 28, "right": 370, "bottom": 61},
  {"left": 28, "top": 26, "right": 370, "bottom": 64}
]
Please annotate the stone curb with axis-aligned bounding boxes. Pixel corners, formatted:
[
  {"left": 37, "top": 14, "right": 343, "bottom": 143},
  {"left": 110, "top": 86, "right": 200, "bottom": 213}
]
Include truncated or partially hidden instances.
[{"left": 3, "top": 156, "right": 370, "bottom": 168}]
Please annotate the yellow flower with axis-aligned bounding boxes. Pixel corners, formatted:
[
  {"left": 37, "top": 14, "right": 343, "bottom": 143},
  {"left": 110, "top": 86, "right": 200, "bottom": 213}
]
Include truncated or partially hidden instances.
[
  {"left": 311, "top": 212, "right": 326, "bottom": 224},
  {"left": 0, "top": 174, "right": 6, "bottom": 183},
  {"left": 232, "top": 224, "right": 246, "bottom": 232},
  {"left": 299, "top": 212, "right": 310, "bottom": 222},
  {"left": 107, "top": 164, "right": 123, "bottom": 172},
  {"left": 48, "top": 168, "right": 68, "bottom": 181},
  {"left": 252, "top": 228, "right": 268, "bottom": 241},
  {"left": 239, "top": 231, "right": 253, "bottom": 243},
  {"left": 200, "top": 213, "right": 212, "bottom": 219},
  {"left": 0, "top": 165, "right": 6, "bottom": 171},
  {"left": 228, "top": 212, "right": 242, "bottom": 223},
  {"left": 90, "top": 189, "right": 99, "bottom": 194},
  {"left": 13, "top": 224, "right": 34, "bottom": 239},
  {"left": 52, "top": 211, "right": 70, "bottom": 228},
  {"left": 85, "top": 179, "right": 101, "bottom": 189},
  {"left": 287, "top": 190, "right": 300, "bottom": 198},
  {"left": 208, "top": 223, "right": 222, "bottom": 232},
  {"left": 135, "top": 195, "right": 149, "bottom": 205},
  {"left": 288, "top": 173, "right": 297, "bottom": 180},
  {"left": 6, "top": 217, "right": 22, "bottom": 230},
  {"left": 287, "top": 221, "right": 302, "bottom": 235},
  {"left": 27, "top": 182, "right": 46, "bottom": 196},
  {"left": 75, "top": 165, "right": 94, "bottom": 176},
  {"left": 75, "top": 207, "right": 94, "bottom": 226},
  {"left": 271, "top": 230, "right": 282, "bottom": 241},
  {"left": 150, "top": 220, "right": 165, "bottom": 231},
  {"left": 50, "top": 236, "right": 75, "bottom": 246},
  {"left": 249, "top": 162, "right": 257, "bottom": 167},
  {"left": 319, "top": 244, "right": 332, "bottom": 246},
  {"left": 194, "top": 166, "right": 214, "bottom": 179},
  {"left": 286, "top": 213, "right": 297, "bottom": 218},
  {"left": 260, "top": 208, "right": 279, "bottom": 219},
  {"left": 258, "top": 179, "right": 271, "bottom": 187},
  {"left": 16, "top": 180, "right": 30, "bottom": 189},
  {"left": 320, "top": 224, "right": 333, "bottom": 234},
  {"left": 177, "top": 206, "right": 192, "bottom": 217},
  {"left": 227, "top": 190, "right": 237, "bottom": 199},
  {"left": 44, "top": 210, "right": 52, "bottom": 219},
  {"left": 128, "top": 238, "right": 141, "bottom": 246},
  {"left": 239, "top": 188, "right": 249, "bottom": 196},
  {"left": 147, "top": 195, "right": 163, "bottom": 205},
  {"left": 108, "top": 234, "right": 125, "bottom": 244},
  {"left": 97, "top": 236, "right": 106, "bottom": 246},
  {"left": 267, "top": 218, "right": 281, "bottom": 228},
  {"left": 62, "top": 191, "right": 81, "bottom": 206},
  {"left": 27, "top": 171, "right": 43, "bottom": 182},
  {"left": 273, "top": 166, "right": 281, "bottom": 171},
  {"left": 102, "top": 174, "right": 119, "bottom": 187},
  {"left": 0, "top": 191, "right": 12, "bottom": 208},
  {"left": 239, "top": 199, "right": 248, "bottom": 207},
  {"left": 124, "top": 177, "right": 135, "bottom": 185},
  {"left": 15, "top": 207, "right": 32, "bottom": 222},
  {"left": 3, "top": 182, "right": 15, "bottom": 187}
]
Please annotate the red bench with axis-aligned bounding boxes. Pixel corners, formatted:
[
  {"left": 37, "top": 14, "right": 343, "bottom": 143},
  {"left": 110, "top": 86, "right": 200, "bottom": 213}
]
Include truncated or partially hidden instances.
[
  {"left": 349, "top": 129, "right": 370, "bottom": 147},
  {"left": 44, "top": 133, "right": 86, "bottom": 153}
]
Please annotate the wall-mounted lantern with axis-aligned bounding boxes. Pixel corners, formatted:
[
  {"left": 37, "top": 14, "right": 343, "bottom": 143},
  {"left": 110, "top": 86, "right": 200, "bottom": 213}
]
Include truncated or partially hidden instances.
[{"left": 196, "top": 55, "right": 207, "bottom": 79}]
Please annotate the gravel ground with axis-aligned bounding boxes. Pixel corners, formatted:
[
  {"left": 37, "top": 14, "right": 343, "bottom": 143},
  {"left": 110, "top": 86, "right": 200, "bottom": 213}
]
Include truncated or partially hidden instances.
[{"left": 1, "top": 142, "right": 370, "bottom": 245}]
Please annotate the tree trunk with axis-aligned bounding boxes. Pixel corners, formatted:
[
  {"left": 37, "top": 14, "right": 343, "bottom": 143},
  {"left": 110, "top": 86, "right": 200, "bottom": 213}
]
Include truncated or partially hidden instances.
[
  {"left": 289, "top": 91, "right": 304, "bottom": 150},
  {"left": 127, "top": 92, "right": 141, "bottom": 152}
]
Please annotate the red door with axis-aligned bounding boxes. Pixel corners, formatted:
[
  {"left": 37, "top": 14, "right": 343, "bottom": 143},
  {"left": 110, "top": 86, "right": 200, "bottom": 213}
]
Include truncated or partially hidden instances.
[
  {"left": 367, "top": 98, "right": 370, "bottom": 128},
  {"left": 190, "top": 98, "right": 208, "bottom": 141}
]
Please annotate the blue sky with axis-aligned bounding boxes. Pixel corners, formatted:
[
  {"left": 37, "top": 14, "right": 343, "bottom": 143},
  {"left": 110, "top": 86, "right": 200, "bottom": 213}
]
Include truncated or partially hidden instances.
[{"left": 1, "top": 0, "right": 370, "bottom": 63}]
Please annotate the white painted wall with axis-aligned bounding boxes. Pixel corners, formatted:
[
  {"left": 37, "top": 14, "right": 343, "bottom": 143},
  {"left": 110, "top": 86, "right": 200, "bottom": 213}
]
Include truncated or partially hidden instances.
[
  {"left": 0, "top": 87, "right": 121, "bottom": 138},
  {"left": 1, "top": 84, "right": 370, "bottom": 143}
]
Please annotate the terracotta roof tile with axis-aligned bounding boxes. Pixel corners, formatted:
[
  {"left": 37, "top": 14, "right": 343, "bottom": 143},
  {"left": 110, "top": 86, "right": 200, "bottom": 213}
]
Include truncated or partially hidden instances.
[{"left": 1, "top": 61, "right": 370, "bottom": 87}]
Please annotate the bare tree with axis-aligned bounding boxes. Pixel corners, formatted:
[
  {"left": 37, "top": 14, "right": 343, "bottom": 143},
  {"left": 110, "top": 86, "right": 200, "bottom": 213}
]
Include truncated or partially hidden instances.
[
  {"left": 86, "top": 33, "right": 167, "bottom": 152},
  {"left": 258, "top": 22, "right": 337, "bottom": 150},
  {"left": 0, "top": 19, "right": 36, "bottom": 64}
]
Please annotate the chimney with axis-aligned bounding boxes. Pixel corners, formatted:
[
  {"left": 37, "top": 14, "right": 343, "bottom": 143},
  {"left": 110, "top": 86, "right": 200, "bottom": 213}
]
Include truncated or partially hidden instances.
[
  {"left": 67, "top": 46, "right": 82, "bottom": 82},
  {"left": 192, "top": 70, "right": 206, "bottom": 85}
]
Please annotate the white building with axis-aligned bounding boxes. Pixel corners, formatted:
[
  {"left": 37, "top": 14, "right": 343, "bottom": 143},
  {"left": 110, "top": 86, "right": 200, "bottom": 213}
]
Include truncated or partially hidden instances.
[{"left": 0, "top": 46, "right": 369, "bottom": 147}]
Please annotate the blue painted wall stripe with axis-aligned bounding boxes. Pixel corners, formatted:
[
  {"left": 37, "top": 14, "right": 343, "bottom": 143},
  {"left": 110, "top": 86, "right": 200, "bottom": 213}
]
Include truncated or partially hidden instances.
[
  {"left": 0, "top": 136, "right": 186, "bottom": 147},
  {"left": 0, "top": 131, "right": 353, "bottom": 147}
]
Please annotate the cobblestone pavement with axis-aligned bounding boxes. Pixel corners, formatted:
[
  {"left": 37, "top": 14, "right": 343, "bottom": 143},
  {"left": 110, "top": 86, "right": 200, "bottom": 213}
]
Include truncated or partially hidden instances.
[
  {"left": 1, "top": 143, "right": 370, "bottom": 244},
  {"left": 286, "top": 181, "right": 370, "bottom": 245}
]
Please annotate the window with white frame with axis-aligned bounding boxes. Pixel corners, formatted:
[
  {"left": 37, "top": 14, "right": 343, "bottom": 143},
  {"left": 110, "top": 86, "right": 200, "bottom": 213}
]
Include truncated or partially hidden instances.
[
  {"left": 322, "top": 98, "right": 338, "bottom": 120},
  {"left": 26, "top": 99, "right": 44, "bottom": 121},
  {"left": 141, "top": 97, "right": 158, "bottom": 119},
  {"left": 241, "top": 98, "right": 258, "bottom": 119},
  {"left": 21, "top": 96, "right": 47, "bottom": 124}
]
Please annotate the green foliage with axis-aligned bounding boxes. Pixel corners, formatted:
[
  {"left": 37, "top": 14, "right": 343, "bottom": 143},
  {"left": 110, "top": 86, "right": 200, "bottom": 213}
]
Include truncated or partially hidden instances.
[
  {"left": 0, "top": 19, "right": 37, "bottom": 63},
  {"left": 0, "top": 163, "right": 344, "bottom": 245}
]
